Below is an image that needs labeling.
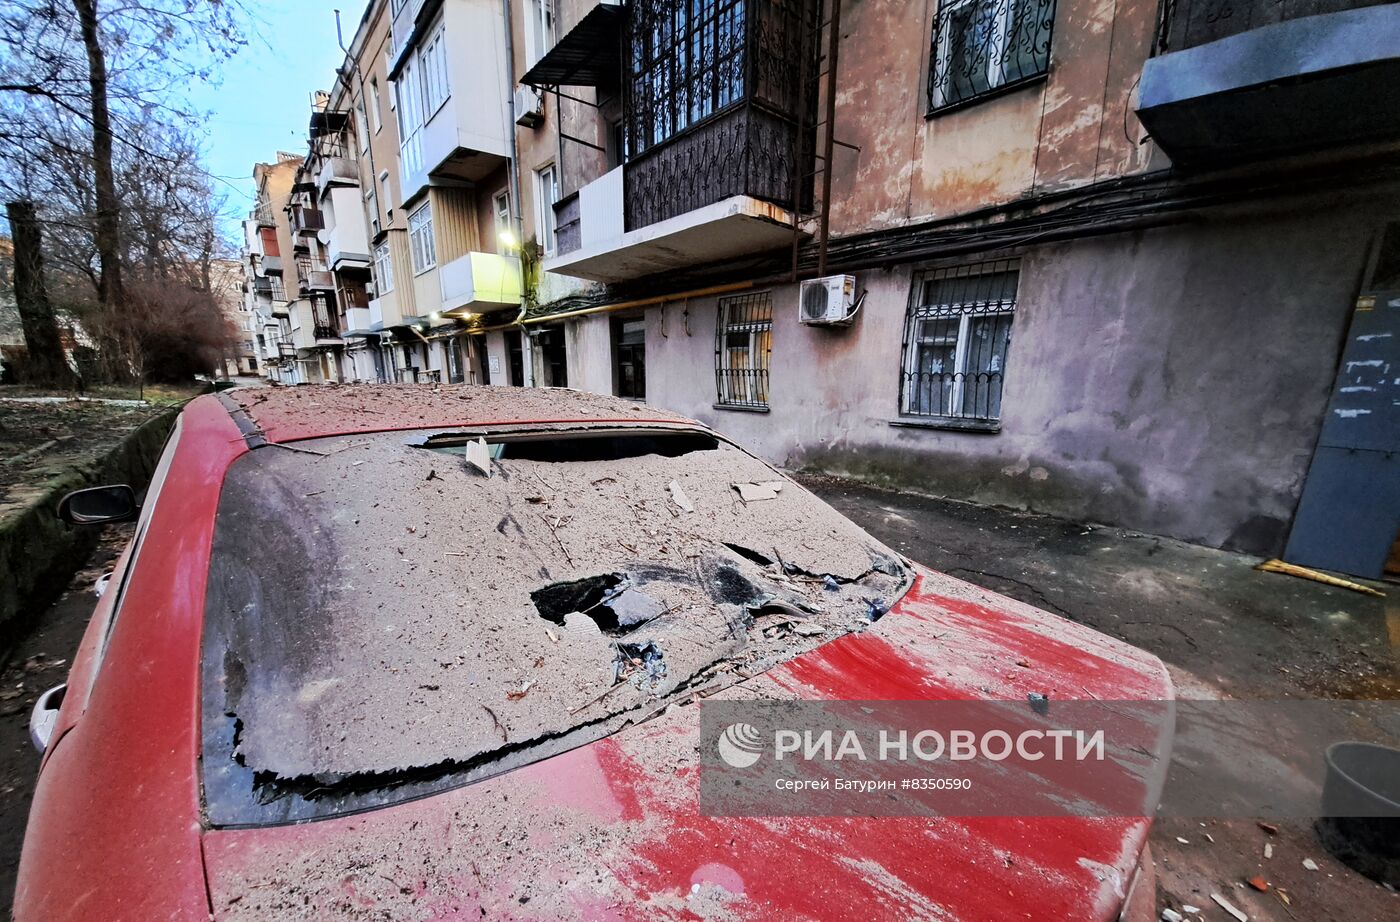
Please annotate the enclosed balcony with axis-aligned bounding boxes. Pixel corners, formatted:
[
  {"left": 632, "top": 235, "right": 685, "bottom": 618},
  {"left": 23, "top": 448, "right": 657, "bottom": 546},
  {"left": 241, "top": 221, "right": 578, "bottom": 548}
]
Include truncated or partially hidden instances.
[
  {"left": 290, "top": 206, "right": 325, "bottom": 236},
  {"left": 529, "top": 0, "right": 815, "bottom": 284},
  {"left": 1137, "top": 0, "right": 1400, "bottom": 165},
  {"left": 439, "top": 251, "right": 523, "bottom": 316}
]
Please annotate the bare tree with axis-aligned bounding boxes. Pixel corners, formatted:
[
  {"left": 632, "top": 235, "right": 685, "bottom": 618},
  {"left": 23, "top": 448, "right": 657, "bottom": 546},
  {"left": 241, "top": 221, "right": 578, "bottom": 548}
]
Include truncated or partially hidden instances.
[
  {"left": 0, "top": 0, "right": 250, "bottom": 381},
  {"left": 4, "top": 199, "right": 77, "bottom": 386}
]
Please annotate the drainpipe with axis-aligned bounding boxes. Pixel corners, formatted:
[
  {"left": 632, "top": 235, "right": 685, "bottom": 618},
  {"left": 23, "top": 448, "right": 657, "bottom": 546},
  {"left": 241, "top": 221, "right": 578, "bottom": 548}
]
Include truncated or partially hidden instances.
[{"left": 335, "top": 8, "right": 386, "bottom": 378}]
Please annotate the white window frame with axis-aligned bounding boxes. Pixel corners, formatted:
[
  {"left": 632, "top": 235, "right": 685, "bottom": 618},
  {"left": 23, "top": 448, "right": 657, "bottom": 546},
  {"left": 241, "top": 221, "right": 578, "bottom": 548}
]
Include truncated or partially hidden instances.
[
  {"left": 370, "top": 79, "right": 383, "bottom": 133},
  {"left": 899, "top": 260, "right": 1019, "bottom": 424},
  {"left": 929, "top": 0, "right": 1054, "bottom": 111},
  {"left": 534, "top": 164, "right": 558, "bottom": 256},
  {"left": 354, "top": 100, "right": 370, "bottom": 152},
  {"left": 528, "top": 0, "right": 556, "bottom": 66},
  {"left": 408, "top": 201, "right": 436, "bottom": 273},
  {"left": 714, "top": 293, "right": 773, "bottom": 409},
  {"left": 420, "top": 25, "right": 451, "bottom": 119},
  {"left": 374, "top": 240, "right": 395, "bottom": 294},
  {"left": 493, "top": 189, "right": 512, "bottom": 253}
]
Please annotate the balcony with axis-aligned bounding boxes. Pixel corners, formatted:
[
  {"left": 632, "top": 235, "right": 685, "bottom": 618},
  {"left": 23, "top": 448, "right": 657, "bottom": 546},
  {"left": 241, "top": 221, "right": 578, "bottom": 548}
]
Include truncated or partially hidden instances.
[
  {"left": 1137, "top": 0, "right": 1400, "bottom": 165},
  {"left": 544, "top": 166, "right": 799, "bottom": 284},
  {"left": 538, "top": 0, "right": 814, "bottom": 283},
  {"left": 439, "top": 251, "right": 523, "bottom": 315},
  {"left": 343, "top": 307, "right": 374, "bottom": 335},
  {"left": 316, "top": 152, "right": 358, "bottom": 195},
  {"left": 290, "top": 207, "right": 325, "bottom": 236},
  {"left": 260, "top": 254, "right": 282, "bottom": 274}
]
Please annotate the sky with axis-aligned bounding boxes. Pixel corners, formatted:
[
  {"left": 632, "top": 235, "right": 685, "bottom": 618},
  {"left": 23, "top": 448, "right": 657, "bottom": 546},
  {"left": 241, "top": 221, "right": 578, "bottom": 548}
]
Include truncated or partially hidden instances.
[{"left": 186, "top": 0, "right": 353, "bottom": 242}]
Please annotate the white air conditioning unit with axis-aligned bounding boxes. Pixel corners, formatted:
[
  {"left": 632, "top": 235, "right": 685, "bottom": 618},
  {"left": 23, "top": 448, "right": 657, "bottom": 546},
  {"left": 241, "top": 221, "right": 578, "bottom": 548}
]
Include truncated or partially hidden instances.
[
  {"left": 799, "top": 274, "right": 858, "bottom": 326},
  {"left": 514, "top": 85, "right": 544, "bottom": 128}
]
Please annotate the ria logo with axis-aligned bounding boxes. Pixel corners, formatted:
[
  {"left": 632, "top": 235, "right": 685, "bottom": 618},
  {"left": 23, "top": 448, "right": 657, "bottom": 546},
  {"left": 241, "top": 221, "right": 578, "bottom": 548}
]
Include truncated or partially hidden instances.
[{"left": 716, "top": 722, "right": 764, "bottom": 768}]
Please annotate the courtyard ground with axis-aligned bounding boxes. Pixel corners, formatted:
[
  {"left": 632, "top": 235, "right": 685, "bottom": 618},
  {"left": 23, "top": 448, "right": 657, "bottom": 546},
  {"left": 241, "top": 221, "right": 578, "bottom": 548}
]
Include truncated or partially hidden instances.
[
  {"left": 0, "top": 474, "right": 1393, "bottom": 918},
  {"left": 800, "top": 472, "right": 1398, "bottom": 921}
]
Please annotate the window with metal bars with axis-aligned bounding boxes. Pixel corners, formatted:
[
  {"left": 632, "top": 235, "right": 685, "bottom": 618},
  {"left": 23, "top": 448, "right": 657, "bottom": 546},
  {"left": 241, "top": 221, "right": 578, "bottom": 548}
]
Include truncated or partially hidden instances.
[
  {"left": 927, "top": 0, "right": 1056, "bottom": 113},
  {"left": 714, "top": 292, "right": 772, "bottom": 409},
  {"left": 626, "top": 0, "right": 748, "bottom": 156},
  {"left": 899, "top": 260, "right": 1019, "bottom": 427}
]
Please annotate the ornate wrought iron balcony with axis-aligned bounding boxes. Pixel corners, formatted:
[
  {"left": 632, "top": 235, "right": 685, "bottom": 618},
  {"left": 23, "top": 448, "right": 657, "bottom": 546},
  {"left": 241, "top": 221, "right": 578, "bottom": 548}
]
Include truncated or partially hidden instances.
[{"left": 1158, "top": 0, "right": 1393, "bottom": 51}]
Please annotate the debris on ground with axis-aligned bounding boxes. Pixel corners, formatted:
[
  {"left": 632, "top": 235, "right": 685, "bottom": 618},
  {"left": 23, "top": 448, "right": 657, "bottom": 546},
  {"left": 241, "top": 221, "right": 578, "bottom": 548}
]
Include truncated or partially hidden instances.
[
  {"left": 1246, "top": 875, "right": 1269, "bottom": 891},
  {"left": 1302, "top": 857, "right": 1319, "bottom": 871},
  {"left": 1255, "top": 558, "right": 1384, "bottom": 597},
  {"left": 1160, "top": 909, "right": 1183, "bottom": 922},
  {"left": 1028, "top": 692, "right": 1050, "bottom": 715},
  {"left": 1210, "top": 893, "right": 1248, "bottom": 921},
  {"left": 1257, "top": 822, "right": 1278, "bottom": 835}
]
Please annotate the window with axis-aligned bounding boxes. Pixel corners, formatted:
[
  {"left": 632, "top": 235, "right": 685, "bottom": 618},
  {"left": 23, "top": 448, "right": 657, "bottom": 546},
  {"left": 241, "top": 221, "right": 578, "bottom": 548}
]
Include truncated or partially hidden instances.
[
  {"left": 928, "top": 0, "right": 1056, "bottom": 112},
  {"left": 626, "top": 0, "right": 747, "bottom": 154},
  {"left": 370, "top": 79, "right": 383, "bottom": 133},
  {"left": 529, "top": 0, "right": 556, "bottom": 65},
  {"left": 493, "top": 190, "right": 512, "bottom": 253},
  {"left": 613, "top": 318, "right": 646, "bottom": 399},
  {"left": 420, "top": 26, "right": 451, "bottom": 117},
  {"left": 374, "top": 240, "right": 394, "bottom": 294},
  {"left": 408, "top": 201, "right": 436, "bottom": 273},
  {"left": 899, "top": 259, "right": 1019, "bottom": 425},
  {"left": 354, "top": 101, "right": 369, "bottom": 152},
  {"left": 534, "top": 165, "right": 558, "bottom": 256},
  {"left": 714, "top": 292, "right": 772, "bottom": 410}
]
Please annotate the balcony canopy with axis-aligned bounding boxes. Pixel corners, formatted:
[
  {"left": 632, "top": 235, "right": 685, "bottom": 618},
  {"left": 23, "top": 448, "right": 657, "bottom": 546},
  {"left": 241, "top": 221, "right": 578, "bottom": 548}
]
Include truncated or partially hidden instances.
[
  {"left": 308, "top": 109, "right": 349, "bottom": 137},
  {"left": 520, "top": 3, "right": 623, "bottom": 88}
]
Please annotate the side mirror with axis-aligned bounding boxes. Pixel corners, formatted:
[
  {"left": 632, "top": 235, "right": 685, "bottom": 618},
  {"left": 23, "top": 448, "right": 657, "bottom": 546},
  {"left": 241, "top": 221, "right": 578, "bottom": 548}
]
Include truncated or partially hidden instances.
[
  {"left": 56, "top": 485, "right": 139, "bottom": 526},
  {"left": 30, "top": 684, "right": 66, "bottom": 754}
]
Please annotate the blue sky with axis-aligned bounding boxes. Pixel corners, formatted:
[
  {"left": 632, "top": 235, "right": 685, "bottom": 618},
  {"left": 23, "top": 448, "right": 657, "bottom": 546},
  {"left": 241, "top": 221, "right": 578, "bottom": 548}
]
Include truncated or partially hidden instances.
[{"left": 188, "top": 0, "right": 352, "bottom": 242}]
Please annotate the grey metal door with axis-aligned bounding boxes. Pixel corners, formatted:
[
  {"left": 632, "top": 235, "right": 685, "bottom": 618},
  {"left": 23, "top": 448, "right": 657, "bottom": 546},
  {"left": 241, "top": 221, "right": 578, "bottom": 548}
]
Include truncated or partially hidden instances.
[{"left": 1285, "top": 226, "right": 1400, "bottom": 578}]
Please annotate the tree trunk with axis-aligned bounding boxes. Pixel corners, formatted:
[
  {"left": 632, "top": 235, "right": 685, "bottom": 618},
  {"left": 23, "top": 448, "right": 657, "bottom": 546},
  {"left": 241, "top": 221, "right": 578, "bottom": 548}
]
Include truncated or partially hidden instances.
[
  {"left": 5, "top": 201, "right": 77, "bottom": 388},
  {"left": 71, "top": 0, "right": 127, "bottom": 380}
]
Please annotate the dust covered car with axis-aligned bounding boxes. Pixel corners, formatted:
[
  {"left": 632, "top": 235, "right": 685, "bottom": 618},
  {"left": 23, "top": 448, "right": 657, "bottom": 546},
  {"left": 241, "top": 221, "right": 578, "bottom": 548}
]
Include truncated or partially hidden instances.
[{"left": 17, "top": 385, "right": 1169, "bottom": 921}]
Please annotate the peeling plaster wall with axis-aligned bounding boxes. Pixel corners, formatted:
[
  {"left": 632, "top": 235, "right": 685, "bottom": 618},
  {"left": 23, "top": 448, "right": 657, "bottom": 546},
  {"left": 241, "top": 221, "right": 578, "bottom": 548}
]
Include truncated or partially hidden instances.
[
  {"left": 827, "top": 0, "right": 1168, "bottom": 238},
  {"left": 564, "top": 189, "right": 1392, "bottom": 555}
]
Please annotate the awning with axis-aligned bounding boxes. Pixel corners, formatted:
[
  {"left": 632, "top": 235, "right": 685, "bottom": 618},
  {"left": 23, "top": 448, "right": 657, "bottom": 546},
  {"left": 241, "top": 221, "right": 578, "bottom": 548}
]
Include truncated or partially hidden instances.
[{"left": 520, "top": 4, "right": 624, "bottom": 88}]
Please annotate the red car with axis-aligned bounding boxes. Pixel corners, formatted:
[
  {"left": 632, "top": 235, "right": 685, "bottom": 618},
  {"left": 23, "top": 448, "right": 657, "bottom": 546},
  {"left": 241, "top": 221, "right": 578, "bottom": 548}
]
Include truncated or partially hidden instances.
[{"left": 17, "top": 386, "right": 1170, "bottom": 921}]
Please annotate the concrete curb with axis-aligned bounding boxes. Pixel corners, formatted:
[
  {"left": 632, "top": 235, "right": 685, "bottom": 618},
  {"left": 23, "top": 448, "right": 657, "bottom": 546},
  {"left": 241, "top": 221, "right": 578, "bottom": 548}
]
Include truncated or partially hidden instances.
[{"left": 0, "top": 406, "right": 179, "bottom": 659}]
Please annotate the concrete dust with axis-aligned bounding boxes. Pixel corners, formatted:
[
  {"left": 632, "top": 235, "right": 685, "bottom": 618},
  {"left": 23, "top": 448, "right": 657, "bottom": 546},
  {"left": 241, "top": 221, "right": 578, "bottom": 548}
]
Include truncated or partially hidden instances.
[{"left": 204, "top": 426, "right": 908, "bottom": 785}]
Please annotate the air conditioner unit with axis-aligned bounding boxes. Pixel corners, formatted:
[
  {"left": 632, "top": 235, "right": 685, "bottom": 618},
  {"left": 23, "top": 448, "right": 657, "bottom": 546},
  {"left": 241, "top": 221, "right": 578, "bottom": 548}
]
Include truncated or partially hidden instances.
[
  {"left": 514, "top": 85, "right": 544, "bottom": 128},
  {"left": 799, "top": 274, "right": 859, "bottom": 326}
]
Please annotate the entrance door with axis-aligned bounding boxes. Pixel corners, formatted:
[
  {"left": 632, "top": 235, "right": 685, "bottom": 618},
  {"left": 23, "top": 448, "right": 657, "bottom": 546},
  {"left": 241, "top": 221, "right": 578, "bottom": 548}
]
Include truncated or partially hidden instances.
[
  {"left": 1285, "top": 223, "right": 1400, "bottom": 578},
  {"left": 536, "top": 326, "right": 568, "bottom": 387},
  {"left": 507, "top": 331, "right": 525, "bottom": 387}
]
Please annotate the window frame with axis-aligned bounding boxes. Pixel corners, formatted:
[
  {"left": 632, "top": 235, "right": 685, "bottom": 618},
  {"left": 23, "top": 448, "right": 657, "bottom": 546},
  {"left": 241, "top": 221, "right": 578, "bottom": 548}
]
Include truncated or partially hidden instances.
[
  {"left": 713, "top": 291, "right": 773, "bottom": 412},
  {"left": 373, "top": 239, "right": 395, "bottom": 294},
  {"left": 408, "top": 201, "right": 436, "bottom": 274},
  {"left": 370, "top": 78, "right": 383, "bottom": 133},
  {"left": 420, "top": 24, "right": 451, "bottom": 121},
  {"left": 612, "top": 316, "right": 646, "bottom": 400},
  {"left": 897, "top": 259, "right": 1020, "bottom": 431},
  {"left": 492, "top": 189, "right": 512, "bottom": 254},
  {"left": 926, "top": 0, "right": 1057, "bottom": 115},
  {"left": 534, "top": 164, "right": 559, "bottom": 256}
]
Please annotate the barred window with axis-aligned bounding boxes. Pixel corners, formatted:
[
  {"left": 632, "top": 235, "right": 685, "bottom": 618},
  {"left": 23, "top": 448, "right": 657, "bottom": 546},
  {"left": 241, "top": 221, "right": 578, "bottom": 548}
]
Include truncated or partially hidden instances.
[
  {"left": 900, "top": 260, "right": 1019, "bottom": 425},
  {"left": 928, "top": 0, "right": 1056, "bottom": 112},
  {"left": 627, "top": 0, "right": 747, "bottom": 155},
  {"left": 715, "top": 292, "right": 772, "bottom": 409}
]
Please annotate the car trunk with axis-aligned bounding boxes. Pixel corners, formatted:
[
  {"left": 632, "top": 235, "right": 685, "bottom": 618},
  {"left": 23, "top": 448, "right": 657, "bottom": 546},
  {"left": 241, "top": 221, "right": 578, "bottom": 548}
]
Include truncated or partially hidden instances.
[{"left": 201, "top": 570, "right": 1171, "bottom": 921}]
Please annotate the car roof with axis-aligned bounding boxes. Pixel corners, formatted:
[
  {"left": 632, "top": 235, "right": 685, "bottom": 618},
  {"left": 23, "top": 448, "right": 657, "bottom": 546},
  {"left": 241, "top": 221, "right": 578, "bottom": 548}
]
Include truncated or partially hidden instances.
[{"left": 221, "top": 383, "right": 698, "bottom": 443}]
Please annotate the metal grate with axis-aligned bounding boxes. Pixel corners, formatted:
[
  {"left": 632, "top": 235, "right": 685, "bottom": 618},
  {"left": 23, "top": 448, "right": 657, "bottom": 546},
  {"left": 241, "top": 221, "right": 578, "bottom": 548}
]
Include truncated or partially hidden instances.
[
  {"left": 714, "top": 291, "right": 773, "bottom": 408},
  {"left": 625, "top": 0, "right": 749, "bottom": 156},
  {"left": 899, "top": 259, "right": 1019, "bottom": 424},
  {"left": 927, "top": 0, "right": 1056, "bottom": 113}
]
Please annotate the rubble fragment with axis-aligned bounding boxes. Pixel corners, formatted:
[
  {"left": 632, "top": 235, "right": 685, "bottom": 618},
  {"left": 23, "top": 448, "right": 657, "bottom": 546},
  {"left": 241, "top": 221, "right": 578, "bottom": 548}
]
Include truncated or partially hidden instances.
[{"left": 1210, "top": 893, "right": 1247, "bottom": 921}]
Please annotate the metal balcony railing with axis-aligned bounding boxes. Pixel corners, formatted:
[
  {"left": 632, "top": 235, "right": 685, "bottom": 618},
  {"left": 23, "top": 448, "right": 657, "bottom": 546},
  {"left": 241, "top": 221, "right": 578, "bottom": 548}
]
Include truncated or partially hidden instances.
[
  {"left": 1157, "top": 0, "right": 1390, "bottom": 51},
  {"left": 622, "top": 0, "right": 818, "bottom": 230},
  {"left": 291, "top": 207, "right": 325, "bottom": 235}
]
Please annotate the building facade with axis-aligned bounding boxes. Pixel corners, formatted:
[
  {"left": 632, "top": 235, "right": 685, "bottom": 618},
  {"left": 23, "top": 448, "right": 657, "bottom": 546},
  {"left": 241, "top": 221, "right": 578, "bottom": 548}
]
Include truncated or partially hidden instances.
[{"left": 241, "top": 0, "right": 1400, "bottom": 576}]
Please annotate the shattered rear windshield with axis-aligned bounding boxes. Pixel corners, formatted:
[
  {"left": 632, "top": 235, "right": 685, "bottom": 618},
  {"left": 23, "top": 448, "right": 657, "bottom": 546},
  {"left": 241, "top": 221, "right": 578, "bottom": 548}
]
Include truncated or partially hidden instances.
[{"left": 201, "top": 424, "right": 911, "bottom": 826}]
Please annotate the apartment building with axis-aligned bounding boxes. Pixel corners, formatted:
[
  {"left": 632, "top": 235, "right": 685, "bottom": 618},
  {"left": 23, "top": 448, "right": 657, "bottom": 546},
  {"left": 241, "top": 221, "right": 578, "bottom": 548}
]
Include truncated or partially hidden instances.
[
  {"left": 243, "top": 0, "right": 1400, "bottom": 577},
  {"left": 514, "top": 0, "right": 1400, "bottom": 577},
  {"left": 241, "top": 154, "right": 300, "bottom": 384}
]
